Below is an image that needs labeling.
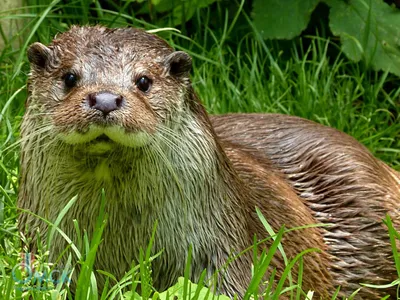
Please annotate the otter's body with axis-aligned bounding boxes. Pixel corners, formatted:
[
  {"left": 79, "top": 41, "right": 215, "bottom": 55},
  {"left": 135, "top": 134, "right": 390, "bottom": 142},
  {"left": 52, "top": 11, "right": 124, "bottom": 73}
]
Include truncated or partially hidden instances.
[{"left": 19, "top": 26, "right": 400, "bottom": 299}]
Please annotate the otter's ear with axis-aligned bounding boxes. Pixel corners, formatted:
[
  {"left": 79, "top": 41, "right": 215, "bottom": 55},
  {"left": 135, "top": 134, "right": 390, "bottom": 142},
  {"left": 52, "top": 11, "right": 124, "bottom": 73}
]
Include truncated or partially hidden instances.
[
  {"left": 164, "top": 51, "right": 192, "bottom": 78},
  {"left": 27, "top": 42, "right": 52, "bottom": 71}
]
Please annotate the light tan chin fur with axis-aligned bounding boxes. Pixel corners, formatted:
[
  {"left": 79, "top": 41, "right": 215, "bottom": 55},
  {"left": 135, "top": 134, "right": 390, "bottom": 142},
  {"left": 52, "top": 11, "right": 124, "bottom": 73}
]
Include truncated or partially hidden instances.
[{"left": 59, "top": 125, "right": 151, "bottom": 148}]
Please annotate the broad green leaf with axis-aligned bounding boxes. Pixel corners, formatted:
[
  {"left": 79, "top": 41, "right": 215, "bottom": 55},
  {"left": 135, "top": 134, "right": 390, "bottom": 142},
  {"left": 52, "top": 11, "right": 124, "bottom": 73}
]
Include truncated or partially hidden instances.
[
  {"left": 158, "top": 277, "right": 230, "bottom": 300},
  {"left": 327, "top": 0, "right": 400, "bottom": 76},
  {"left": 252, "top": 0, "right": 320, "bottom": 39}
]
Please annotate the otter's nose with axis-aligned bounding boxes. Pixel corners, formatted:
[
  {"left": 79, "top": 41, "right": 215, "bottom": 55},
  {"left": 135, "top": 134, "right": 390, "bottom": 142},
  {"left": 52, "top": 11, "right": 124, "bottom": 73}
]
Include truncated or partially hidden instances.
[{"left": 87, "top": 92, "right": 124, "bottom": 115}]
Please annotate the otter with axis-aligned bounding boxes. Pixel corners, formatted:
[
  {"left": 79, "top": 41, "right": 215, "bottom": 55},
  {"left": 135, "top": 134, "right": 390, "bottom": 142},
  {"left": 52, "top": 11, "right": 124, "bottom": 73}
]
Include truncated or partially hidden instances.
[{"left": 18, "top": 25, "right": 400, "bottom": 299}]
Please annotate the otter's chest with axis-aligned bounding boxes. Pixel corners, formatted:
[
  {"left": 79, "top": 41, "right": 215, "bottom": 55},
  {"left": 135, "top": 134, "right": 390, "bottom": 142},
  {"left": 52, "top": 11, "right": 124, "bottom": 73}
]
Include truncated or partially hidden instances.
[{"left": 49, "top": 160, "right": 224, "bottom": 289}]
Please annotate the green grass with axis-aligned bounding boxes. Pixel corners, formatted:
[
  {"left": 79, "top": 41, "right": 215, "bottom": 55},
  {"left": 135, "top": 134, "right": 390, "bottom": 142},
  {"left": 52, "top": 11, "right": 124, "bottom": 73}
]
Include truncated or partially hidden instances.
[{"left": 0, "top": 1, "right": 399, "bottom": 299}]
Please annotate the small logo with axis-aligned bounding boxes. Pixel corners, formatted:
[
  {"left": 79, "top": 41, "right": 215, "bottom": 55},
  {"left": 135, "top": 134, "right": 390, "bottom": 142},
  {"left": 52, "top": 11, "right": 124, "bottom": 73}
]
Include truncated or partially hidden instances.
[{"left": 12, "top": 253, "right": 72, "bottom": 291}]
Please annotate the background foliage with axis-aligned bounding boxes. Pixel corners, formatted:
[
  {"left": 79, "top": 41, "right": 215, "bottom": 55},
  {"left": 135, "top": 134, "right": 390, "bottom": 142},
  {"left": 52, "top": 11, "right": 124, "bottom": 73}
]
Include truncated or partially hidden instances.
[{"left": 253, "top": 0, "right": 400, "bottom": 75}]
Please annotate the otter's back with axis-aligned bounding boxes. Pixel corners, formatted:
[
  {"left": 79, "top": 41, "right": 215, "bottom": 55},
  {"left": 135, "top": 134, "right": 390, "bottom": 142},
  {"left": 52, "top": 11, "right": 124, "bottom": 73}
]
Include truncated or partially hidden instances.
[{"left": 210, "top": 113, "right": 400, "bottom": 298}]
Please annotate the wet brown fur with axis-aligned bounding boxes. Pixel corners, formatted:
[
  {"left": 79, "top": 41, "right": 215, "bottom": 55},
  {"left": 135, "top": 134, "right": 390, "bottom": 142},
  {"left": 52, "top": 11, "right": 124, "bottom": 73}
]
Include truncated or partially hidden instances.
[{"left": 19, "top": 26, "right": 400, "bottom": 299}]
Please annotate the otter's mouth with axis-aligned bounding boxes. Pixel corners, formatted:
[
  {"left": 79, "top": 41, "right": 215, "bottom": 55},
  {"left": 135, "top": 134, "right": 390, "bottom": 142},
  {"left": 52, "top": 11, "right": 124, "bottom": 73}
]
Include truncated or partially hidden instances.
[
  {"left": 85, "top": 134, "right": 116, "bottom": 155},
  {"left": 93, "top": 134, "right": 112, "bottom": 143}
]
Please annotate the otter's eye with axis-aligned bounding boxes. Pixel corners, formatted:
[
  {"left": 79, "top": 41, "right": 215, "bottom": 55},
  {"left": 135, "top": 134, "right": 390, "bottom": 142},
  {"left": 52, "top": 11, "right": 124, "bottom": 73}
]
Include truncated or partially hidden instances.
[
  {"left": 63, "top": 73, "right": 78, "bottom": 88},
  {"left": 136, "top": 76, "right": 152, "bottom": 92}
]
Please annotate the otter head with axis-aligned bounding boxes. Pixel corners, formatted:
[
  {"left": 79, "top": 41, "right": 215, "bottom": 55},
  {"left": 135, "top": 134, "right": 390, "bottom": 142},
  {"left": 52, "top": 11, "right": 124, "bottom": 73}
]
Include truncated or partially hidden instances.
[{"left": 26, "top": 26, "right": 192, "bottom": 152}]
